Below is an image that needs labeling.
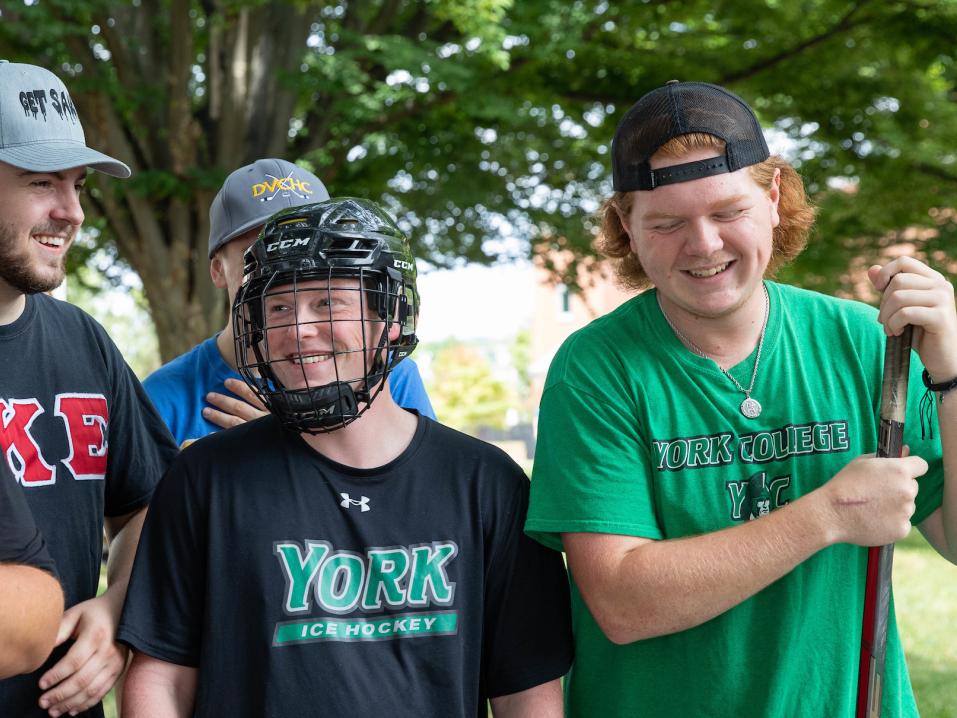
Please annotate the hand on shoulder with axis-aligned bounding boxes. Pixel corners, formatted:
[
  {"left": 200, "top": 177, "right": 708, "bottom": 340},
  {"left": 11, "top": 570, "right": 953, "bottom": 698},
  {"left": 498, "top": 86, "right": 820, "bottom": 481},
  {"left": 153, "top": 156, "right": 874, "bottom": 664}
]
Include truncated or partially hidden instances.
[{"left": 202, "top": 378, "right": 268, "bottom": 430}]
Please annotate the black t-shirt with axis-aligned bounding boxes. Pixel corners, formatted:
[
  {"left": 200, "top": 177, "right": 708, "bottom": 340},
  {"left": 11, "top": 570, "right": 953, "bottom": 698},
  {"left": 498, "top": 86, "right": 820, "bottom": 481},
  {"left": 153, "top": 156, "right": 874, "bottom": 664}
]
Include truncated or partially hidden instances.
[
  {"left": 119, "top": 414, "right": 573, "bottom": 717},
  {"left": 0, "top": 294, "right": 178, "bottom": 718},
  {"left": 0, "top": 459, "right": 56, "bottom": 575}
]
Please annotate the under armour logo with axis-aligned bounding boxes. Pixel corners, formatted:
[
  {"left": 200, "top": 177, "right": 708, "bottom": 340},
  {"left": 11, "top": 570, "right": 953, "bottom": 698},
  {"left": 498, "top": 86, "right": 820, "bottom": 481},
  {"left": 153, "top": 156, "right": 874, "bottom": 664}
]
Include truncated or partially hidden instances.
[{"left": 340, "top": 492, "right": 370, "bottom": 512}]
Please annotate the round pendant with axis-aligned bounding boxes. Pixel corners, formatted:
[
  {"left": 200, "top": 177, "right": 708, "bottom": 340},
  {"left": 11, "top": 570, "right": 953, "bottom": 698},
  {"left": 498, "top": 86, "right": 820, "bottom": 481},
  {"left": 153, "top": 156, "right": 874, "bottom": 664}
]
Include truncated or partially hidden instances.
[{"left": 740, "top": 397, "right": 762, "bottom": 419}]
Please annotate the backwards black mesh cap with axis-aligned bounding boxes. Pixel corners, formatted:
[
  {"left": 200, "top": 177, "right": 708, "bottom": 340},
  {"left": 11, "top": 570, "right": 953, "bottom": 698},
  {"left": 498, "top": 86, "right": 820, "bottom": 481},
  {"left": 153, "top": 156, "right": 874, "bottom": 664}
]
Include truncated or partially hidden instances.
[{"left": 611, "top": 80, "right": 769, "bottom": 191}]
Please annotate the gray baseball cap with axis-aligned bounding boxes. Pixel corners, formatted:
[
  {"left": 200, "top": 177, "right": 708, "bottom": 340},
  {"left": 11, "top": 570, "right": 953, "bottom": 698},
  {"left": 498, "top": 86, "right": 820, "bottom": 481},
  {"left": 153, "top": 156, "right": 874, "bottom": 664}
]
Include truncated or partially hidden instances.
[
  {"left": 208, "top": 158, "right": 330, "bottom": 257},
  {"left": 0, "top": 61, "right": 131, "bottom": 178}
]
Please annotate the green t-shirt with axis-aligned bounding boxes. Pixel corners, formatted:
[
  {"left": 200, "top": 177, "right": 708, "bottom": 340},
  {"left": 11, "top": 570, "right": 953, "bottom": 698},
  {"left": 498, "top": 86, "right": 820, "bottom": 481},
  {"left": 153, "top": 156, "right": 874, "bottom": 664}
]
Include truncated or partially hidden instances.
[{"left": 526, "top": 281, "right": 944, "bottom": 718}]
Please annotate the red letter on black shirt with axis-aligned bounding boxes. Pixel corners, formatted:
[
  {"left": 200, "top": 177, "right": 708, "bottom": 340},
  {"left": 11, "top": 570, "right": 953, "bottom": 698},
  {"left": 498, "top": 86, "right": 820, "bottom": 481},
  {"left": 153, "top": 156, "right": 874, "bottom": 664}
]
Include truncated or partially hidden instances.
[
  {"left": 55, "top": 394, "right": 109, "bottom": 482},
  {"left": 0, "top": 399, "right": 56, "bottom": 485}
]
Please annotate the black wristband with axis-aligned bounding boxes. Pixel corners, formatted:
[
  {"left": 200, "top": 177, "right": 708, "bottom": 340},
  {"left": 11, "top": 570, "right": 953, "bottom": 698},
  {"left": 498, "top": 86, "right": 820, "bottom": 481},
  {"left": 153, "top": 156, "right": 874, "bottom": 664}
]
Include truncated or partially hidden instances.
[{"left": 922, "top": 368, "right": 957, "bottom": 393}]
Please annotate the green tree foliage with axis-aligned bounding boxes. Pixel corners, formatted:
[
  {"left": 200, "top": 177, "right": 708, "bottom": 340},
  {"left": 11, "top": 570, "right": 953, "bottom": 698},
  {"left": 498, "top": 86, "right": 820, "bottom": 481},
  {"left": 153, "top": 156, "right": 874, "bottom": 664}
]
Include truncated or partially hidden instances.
[
  {"left": 66, "top": 260, "right": 161, "bottom": 379},
  {"left": 1, "top": 1, "right": 955, "bottom": 358},
  {"left": 426, "top": 343, "right": 514, "bottom": 434}
]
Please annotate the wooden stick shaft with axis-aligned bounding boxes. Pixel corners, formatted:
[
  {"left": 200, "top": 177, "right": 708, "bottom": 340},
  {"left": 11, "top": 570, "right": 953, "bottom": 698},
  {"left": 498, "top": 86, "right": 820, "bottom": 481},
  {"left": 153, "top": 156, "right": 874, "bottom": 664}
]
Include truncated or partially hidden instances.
[{"left": 856, "top": 326, "right": 913, "bottom": 718}]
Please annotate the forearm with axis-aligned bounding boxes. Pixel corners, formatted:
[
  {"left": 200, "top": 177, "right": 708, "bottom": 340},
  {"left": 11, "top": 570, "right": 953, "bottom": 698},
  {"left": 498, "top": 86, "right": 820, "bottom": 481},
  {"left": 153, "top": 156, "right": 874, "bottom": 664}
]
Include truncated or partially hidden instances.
[
  {"left": 933, "top": 390, "right": 957, "bottom": 561},
  {"left": 124, "top": 653, "right": 196, "bottom": 718},
  {"left": 0, "top": 565, "right": 63, "bottom": 677},
  {"left": 490, "top": 679, "right": 563, "bottom": 718},
  {"left": 565, "top": 491, "right": 834, "bottom": 644},
  {"left": 103, "top": 508, "right": 147, "bottom": 608}
]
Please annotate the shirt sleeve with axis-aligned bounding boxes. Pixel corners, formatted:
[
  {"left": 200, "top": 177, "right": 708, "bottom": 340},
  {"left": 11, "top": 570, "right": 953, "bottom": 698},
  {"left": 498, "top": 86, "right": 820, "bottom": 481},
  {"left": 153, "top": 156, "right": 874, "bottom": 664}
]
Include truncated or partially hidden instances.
[
  {"left": 117, "top": 457, "right": 205, "bottom": 666},
  {"left": 389, "top": 359, "right": 436, "bottom": 420},
  {"left": 0, "top": 463, "right": 57, "bottom": 576},
  {"left": 526, "top": 365, "right": 661, "bottom": 552},
  {"left": 482, "top": 468, "right": 573, "bottom": 698},
  {"left": 102, "top": 335, "right": 180, "bottom": 517}
]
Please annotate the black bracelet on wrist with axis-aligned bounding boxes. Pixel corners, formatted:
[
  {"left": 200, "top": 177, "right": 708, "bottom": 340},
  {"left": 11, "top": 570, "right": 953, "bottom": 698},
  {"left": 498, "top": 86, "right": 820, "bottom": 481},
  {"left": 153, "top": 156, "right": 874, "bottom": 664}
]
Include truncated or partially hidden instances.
[
  {"left": 919, "top": 370, "right": 957, "bottom": 440},
  {"left": 922, "top": 369, "right": 957, "bottom": 394}
]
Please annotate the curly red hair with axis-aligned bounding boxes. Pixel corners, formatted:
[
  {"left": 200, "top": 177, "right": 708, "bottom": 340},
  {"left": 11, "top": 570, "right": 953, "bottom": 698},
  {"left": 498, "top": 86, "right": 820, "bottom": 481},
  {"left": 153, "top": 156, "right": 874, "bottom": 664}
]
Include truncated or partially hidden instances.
[{"left": 595, "top": 133, "right": 816, "bottom": 290}]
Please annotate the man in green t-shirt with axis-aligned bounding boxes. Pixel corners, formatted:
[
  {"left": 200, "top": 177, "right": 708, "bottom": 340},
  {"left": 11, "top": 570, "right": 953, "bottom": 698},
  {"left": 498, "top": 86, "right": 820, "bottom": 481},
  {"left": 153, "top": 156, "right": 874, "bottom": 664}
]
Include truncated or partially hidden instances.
[{"left": 526, "top": 80, "right": 957, "bottom": 717}]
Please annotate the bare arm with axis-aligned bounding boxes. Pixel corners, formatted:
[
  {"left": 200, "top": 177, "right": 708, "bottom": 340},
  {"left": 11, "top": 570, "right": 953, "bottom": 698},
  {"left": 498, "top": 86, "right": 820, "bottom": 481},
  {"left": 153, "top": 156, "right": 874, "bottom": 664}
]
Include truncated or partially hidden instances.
[
  {"left": 103, "top": 506, "right": 147, "bottom": 601},
  {"left": 38, "top": 507, "right": 147, "bottom": 715},
  {"left": 490, "top": 678, "right": 564, "bottom": 718},
  {"left": 123, "top": 653, "right": 197, "bottom": 718},
  {"left": 917, "top": 390, "right": 957, "bottom": 562},
  {"left": 0, "top": 564, "right": 63, "bottom": 677},
  {"left": 565, "top": 453, "right": 926, "bottom": 645}
]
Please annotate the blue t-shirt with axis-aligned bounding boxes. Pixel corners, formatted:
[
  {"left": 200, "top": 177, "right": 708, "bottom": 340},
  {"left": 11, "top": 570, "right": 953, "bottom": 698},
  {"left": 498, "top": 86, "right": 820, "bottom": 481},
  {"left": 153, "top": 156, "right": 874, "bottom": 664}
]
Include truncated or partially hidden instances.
[{"left": 144, "top": 335, "right": 435, "bottom": 447}]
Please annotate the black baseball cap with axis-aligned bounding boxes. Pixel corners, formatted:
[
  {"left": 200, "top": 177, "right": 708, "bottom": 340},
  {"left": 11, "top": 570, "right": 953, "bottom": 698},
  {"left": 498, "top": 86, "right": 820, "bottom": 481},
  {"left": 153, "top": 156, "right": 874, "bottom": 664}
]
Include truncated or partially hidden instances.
[{"left": 611, "top": 80, "right": 769, "bottom": 192}]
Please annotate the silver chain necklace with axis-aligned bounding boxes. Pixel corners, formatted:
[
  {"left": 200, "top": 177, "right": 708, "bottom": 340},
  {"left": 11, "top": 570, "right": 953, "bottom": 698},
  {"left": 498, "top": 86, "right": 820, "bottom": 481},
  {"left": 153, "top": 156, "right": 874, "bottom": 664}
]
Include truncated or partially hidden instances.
[{"left": 658, "top": 286, "right": 769, "bottom": 419}]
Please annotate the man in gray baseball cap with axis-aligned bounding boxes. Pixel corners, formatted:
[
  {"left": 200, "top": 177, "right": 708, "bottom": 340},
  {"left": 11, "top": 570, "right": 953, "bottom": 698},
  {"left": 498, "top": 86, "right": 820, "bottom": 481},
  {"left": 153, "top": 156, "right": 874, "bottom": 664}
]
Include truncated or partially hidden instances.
[
  {"left": 0, "top": 60, "right": 131, "bottom": 299},
  {"left": 0, "top": 61, "right": 178, "bottom": 718},
  {"left": 0, "top": 60, "right": 130, "bottom": 179},
  {"left": 143, "top": 158, "right": 435, "bottom": 448}
]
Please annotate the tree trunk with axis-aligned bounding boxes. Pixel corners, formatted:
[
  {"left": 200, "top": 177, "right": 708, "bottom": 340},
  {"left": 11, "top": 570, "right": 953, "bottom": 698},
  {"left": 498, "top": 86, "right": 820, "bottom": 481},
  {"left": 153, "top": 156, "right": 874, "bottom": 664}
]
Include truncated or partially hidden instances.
[{"left": 63, "top": 1, "right": 313, "bottom": 361}]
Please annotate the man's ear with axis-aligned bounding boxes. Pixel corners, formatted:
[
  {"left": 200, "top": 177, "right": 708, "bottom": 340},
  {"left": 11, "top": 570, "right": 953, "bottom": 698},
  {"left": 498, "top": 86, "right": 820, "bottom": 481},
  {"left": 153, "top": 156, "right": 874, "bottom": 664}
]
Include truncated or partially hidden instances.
[
  {"left": 767, "top": 168, "right": 782, "bottom": 229},
  {"left": 387, "top": 323, "right": 402, "bottom": 342},
  {"left": 614, "top": 201, "right": 638, "bottom": 254},
  {"left": 210, "top": 253, "right": 228, "bottom": 289}
]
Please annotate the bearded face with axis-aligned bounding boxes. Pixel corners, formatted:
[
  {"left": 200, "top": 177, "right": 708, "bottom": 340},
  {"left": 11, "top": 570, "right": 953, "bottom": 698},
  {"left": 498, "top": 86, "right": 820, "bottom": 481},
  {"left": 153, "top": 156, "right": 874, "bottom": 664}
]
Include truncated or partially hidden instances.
[
  {"left": 0, "top": 218, "right": 78, "bottom": 294},
  {"left": 0, "top": 163, "right": 85, "bottom": 295}
]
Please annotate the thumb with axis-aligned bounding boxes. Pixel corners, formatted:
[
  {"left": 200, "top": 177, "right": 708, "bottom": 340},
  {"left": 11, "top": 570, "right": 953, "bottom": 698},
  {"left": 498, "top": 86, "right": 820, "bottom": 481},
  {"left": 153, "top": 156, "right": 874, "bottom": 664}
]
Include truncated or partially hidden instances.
[
  {"left": 53, "top": 603, "right": 83, "bottom": 646},
  {"left": 900, "top": 453, "right": 929, "bottom": 477}
]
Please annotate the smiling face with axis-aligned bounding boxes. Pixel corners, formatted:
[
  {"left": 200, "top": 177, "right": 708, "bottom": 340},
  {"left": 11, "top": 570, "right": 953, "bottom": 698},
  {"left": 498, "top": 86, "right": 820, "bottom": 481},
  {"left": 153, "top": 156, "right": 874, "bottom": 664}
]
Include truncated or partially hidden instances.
[
  {"left": 260, "top": 277, "right": 399, "bottom": 392},
  {"left": 0, "top": 161, "right": 86, "bottom": 295},
  {"left": 623, "top": 147, "right": 781, "bottom": 323}
]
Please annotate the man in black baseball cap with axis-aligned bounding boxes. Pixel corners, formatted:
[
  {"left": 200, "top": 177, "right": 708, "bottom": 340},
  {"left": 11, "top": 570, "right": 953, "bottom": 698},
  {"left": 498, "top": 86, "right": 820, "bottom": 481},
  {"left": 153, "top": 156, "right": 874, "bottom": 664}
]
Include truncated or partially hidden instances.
[
  {"left": 142, "top": 158, "right": 435, "bottom": 448},
  {"left": 0, "top": 61, "right": 178, "bottom": 717},
  {"left": 526, "top": 80, "right": 957, "bottom": 716}
]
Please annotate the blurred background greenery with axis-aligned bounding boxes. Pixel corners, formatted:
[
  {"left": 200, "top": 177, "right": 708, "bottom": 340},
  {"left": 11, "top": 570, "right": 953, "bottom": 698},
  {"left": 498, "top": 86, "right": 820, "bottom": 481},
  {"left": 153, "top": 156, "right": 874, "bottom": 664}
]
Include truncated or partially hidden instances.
[
  {"left": 895, "top": 531, "right": 957, "bottom": 717},
  {"left": 2, "top": 0, "right": 956, "bottom": 364}
]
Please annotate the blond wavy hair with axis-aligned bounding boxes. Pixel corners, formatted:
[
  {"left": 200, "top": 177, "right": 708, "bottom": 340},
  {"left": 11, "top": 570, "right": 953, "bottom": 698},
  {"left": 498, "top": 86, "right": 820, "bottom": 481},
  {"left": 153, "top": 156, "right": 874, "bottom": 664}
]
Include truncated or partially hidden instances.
[{"left": 595, "top": 133, "right": 816, "bottom": 291}]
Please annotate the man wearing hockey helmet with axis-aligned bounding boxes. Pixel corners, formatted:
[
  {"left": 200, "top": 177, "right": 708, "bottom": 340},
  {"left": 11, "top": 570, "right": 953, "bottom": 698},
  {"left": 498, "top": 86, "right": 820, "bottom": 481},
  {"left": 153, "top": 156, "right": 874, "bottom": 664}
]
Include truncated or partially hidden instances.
[
  {"left": 118, "top": 198, "right": 573, "bottom": 718},
  {"left": 231, "top": 197, "right": 421, "bottom": 433},
  {"left": 141, "top": 159, "right": 434, "bottom": 449}
]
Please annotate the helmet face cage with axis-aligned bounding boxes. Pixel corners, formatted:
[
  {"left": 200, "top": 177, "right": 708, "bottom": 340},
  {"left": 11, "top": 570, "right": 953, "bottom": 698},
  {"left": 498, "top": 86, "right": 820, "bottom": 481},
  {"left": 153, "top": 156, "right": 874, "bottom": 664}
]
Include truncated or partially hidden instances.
[{"left": 232, "top": 198, "right": 419, "bottom": 433}]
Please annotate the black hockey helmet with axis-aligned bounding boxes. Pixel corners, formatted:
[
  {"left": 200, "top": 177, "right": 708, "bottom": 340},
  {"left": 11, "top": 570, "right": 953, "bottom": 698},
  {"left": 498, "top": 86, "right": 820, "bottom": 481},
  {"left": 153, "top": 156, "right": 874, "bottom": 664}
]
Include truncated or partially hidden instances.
[{"left": 232, "top": 197, "right": 419, "bottom": 433}]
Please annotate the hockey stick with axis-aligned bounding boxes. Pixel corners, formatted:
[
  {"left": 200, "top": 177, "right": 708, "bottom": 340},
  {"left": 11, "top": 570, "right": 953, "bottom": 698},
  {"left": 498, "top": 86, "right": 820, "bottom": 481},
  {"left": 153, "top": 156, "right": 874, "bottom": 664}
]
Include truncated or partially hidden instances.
[{"left": 856, "top": 325, "right": 913, "bottom": 718}]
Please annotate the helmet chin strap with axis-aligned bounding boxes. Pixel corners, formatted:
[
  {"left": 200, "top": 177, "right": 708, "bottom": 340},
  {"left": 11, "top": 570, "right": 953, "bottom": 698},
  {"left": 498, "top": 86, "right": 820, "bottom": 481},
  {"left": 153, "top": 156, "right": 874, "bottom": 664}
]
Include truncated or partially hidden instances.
[
  {"left": 281, "top": 382, "right": 361, "bottom": 432},
  {"left": 258, "top": 322, "right": 393, "bottom": 434}
]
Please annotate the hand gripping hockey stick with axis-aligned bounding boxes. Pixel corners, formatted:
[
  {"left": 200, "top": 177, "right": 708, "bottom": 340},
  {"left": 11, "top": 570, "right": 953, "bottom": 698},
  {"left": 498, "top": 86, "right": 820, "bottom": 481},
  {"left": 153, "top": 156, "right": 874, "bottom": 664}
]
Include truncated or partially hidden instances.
[{"left": 856, "top": 325, "right": 913, "bottom": 718}]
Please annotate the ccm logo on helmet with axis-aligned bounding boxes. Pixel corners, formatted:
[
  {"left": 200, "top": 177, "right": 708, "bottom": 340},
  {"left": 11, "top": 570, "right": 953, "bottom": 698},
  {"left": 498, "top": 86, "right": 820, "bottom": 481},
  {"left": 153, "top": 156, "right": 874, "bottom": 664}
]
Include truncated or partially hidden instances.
[
  {"left": 266, "top": 237, "right": 310, "bottom": 253},
  {"left": 393, "top": 259, "right": 413, "bottom": 271}
]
